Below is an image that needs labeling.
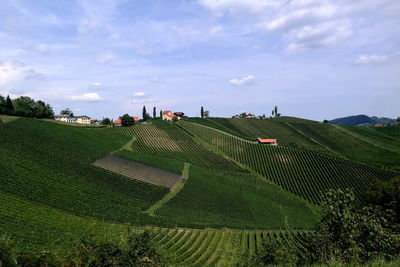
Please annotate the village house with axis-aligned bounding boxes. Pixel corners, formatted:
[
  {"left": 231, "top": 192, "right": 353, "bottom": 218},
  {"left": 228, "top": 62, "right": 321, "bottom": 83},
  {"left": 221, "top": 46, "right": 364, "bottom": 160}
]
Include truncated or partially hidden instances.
[
  {"left": 76, "top": 116, "right": 91, "bottom": 124},
  {"left": 256, "top": 138, "right": 278, "bottom": 145},
  {"left": 162, "top": 111, "right": 184, "bottom": 121},
  {"left": 113, "top": 119, "right": 122, "bottom": 126},
  {"left": 54, "top": 115, "right": 77, "bottom": 123}
]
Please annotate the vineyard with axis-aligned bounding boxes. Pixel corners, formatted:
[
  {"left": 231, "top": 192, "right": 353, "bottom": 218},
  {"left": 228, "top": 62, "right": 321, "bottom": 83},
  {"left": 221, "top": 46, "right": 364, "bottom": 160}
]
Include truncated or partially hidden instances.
[
  {"left": 178, "top": 121, "right": 397, "bottom": 204},
  {"left": 94, "top": 154, "right": 182, "bottom": 188},
  {"left": 108, "top": 120, "right": 244, "bottom": 172},
  {"left": 0, "top": 119, "right": 168, "bottom": 225},
  {"left": 155, "top": 165, "right": 318, "bottom": 229},
  {"left": 148, "top": 226, "right": 312, "bottom": 266}
]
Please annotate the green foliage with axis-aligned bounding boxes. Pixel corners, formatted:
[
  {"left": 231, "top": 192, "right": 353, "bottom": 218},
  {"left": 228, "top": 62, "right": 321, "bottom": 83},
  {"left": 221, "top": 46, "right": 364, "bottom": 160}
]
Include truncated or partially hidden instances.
[
  {"left": 200, "top": 106, "right": 204, "bottom": 119},
  {"left": 180, "top": 121, "right": 396, "bottom": 204},
  {"left": 363, "top": 177, "right": 400, "bottom": 229},
  {"left": 306, "top": 189, "right": 400, "bottom": 264},
  {"left": 0, "top": 95, "right": 54, "bottom": 119},
  {"left": 73, "top": 231, "right": 164, "bottom": 266},
  {"left": 156, "top": 165, "right": 318, "bottom": 228},
  {"left": 121, "top": 113, "right": 135, "bottom": 126},
  {"left": 153, "top": 107, "right": 156, "bottom": 119},
  {"left": 142, "top": 106, "right": 150, "bottom": 121},
  {"left": 0, "top": 235, "right": 17, "bottom": 267},
  {"left": 60, "top": 108, "right": 73, "bottom": 116},
  {"left": 102, "top": 117, "right": 111, "bottom": 125}
]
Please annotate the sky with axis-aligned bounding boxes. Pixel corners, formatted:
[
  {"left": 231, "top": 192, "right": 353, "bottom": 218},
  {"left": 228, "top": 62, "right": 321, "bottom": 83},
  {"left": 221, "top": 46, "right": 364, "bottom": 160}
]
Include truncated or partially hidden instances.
[{"left": 0, "top": 0, "right": 399, "bottom": 121}]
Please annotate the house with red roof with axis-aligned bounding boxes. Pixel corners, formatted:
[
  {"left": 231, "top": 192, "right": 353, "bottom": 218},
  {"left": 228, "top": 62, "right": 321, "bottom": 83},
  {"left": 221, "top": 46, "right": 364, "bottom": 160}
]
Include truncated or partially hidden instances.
[
  {"left": 256, "top": 138, "right": 278, "bottom": 145},
  {"left": 162, "top": 110, "right": 183, "bottom": 121},
  {"left": 113, "top": 119, "right": 122, "bottom": 126}
]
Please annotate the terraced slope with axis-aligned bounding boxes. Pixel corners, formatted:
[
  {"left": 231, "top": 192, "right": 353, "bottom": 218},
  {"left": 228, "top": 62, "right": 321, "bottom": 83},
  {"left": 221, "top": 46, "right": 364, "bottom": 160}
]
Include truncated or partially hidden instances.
[
  {"left": 179, "top": 121, "right": 396, "bottom": 204},
  {"left": 156, "top": 165, "right": 318, "bottom": 228},
  {"left": 0, "top": 191, "right": 126, "bottom": 251},
  {"left": 150, "top": 227, "right": 312, "bottom": 266},
  {"left": 0, "top": 119, "right": 168, "bottom": 225},
  {"left": 109, "top": 120, "right": 244, "bottom": 172},
  {"left": 290, "top": 123, "right": 400, "bottom": 171}
]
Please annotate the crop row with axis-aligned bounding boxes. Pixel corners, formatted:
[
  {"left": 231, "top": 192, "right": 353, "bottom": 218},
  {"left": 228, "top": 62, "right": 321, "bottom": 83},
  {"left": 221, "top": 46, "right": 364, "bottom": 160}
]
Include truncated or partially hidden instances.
[
  {"left": 108, "top": 121, "right": 245, "bottom": 172},
  {"left": 0, "top": 119, "right": 168, "bottom": 224},
  {"left": 149, "top": 227, "right": 312, "bottom": 266},
  {"left": 179, "top": 121, "right": 396, "bottom": 204}
]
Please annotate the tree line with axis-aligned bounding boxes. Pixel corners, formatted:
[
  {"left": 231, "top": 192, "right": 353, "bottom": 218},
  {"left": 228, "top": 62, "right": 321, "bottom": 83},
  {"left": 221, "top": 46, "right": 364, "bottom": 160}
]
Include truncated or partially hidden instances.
[{"left": 0, "top": 94, "right": 54, "bottom": 119}]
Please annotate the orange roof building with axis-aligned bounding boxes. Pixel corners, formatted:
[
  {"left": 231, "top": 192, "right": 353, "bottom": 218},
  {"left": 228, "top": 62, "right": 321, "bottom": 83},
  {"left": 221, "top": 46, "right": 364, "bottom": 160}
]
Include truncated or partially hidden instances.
[{"left": 256, "top": 138, "right": 278, "bottom": 145}]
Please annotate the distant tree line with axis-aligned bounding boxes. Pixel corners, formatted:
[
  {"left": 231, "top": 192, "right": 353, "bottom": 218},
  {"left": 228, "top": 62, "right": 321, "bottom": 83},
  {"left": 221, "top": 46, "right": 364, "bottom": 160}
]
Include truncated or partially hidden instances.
[{"left": 0, "top": 94, "right": 54, "bottom": 119}]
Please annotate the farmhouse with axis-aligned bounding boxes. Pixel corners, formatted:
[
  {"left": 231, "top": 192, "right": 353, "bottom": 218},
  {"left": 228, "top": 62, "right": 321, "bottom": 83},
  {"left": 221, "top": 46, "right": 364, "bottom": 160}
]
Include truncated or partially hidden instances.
[
  {"left": 113, "top": 119, "right": 122, "bottom": 126},
  {"left": 256, "top": 138, "right": 278, "bottom": 145},
  {"left": 54, "top": 115, "right": 91, "bottom": 124},
  {"left": 162, "top": 110, "right": 182, "bottom": 121},
  {"left": 76, "top": 116, "right": 91, "bottom": 124}
]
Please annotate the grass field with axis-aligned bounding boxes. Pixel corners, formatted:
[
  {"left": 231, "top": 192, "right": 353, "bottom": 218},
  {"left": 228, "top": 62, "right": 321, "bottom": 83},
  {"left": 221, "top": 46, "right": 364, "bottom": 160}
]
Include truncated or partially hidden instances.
[{"left": 179, "top": 121, "right": 396, "bottom": 204}]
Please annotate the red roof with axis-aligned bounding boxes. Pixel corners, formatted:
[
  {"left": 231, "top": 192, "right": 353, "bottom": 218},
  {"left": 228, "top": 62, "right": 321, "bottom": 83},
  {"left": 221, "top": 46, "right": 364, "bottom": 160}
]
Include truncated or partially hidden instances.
[
  {"left": 256, "top": 138, "right": 277, "bottom": 143},
  {"left": 162, "top": 111, "right": 171, "bottom": 115},
  {"left": 133, "top": 116, "right": 139, "bottom": 121},
  {"left": 167, "top": 113, "right": 176, "bottom": 118},
  {"left": 114, "top": 119, "right": 122, "bottom": 124}
]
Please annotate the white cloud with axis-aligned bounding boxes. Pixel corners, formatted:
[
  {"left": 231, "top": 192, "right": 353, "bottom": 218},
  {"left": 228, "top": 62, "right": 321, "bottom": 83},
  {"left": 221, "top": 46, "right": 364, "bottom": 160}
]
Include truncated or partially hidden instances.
[
  {"left": 210, "top": 25, "right": 223, "bottom": 34},
  {"left": 91, "top": 82, "right": 102, "bottom": 86},
  {"left": 229, "top": 75, "right": 255, "bottom": 85},
  {"left": 285, "top": 20, "right": 352, "bottom": 52},
  {"left": 353, "top": 52, "right": 400, "bottom": 65},
  {"left": 96, "top": 52, "right": 117, "bottom": 64},
  {"left": 66, "top": 92, "right": 103, "bottom": 102},
  {"left": 0, "top": 61, "right": 44, "bottom": 86},
  {"left": 199, "top": 0, "right": 279, "bottom": 16},
  {"left": 133, "top": 92, "right": 146, "bottom": 97}
]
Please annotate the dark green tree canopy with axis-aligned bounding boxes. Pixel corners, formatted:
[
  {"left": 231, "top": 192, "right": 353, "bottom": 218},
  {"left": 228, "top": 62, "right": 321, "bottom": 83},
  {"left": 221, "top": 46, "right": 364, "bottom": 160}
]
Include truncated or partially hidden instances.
[
  {"left": 201, "top": 106, "right": 204, "bottom": 119},
  {"left": 101, "top": 117, "right": 111, "bottom": 125},
  {"left": 121, "top": 114, "right": 134, "bottom": 126},
  {"left": 60, "top": 108, "right": 73, "bottom": 116}
]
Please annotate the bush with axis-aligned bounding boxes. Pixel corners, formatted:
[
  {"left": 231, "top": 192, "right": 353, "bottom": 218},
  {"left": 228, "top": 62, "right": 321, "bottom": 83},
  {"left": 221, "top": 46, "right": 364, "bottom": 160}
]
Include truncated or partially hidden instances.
[{"left": 0, "top": 235, "right": 17, "bottom": 267}]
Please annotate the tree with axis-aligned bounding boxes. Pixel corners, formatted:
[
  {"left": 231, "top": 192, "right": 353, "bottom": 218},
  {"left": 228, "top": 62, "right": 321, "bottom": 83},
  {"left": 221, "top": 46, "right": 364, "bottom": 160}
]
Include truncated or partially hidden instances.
[
  {"left": 0, "top": 95, "right": 5, "bottom": 114},
  {"left": 34, "top": 100, "right": 54, "bottom": 119},
  {"left": 274, "top": 106, "right": 278, "bottom": 116},
  {"left": 60, "top": 108, "right": 73, "bottom": 116},
  {"left": 201, "top": 106, "right": 204, "bottom": 119},
  {"left": 142, "top": 106, "right": 149, "bottom": 121},
  {"left": 159, "top": 110, "right": 162, "bottom": 118},
  {"left": 101, "top": 118, "right": 111, "bottom": 125},
  {"left": 121, "top": 114, "right": 134, "bottom": 126},
  {"left": 153, "top": 107, "right": 156, "bottom": 119},
  {"left": 5, "top": 95, "right": 14, "bottom": 115},
  {"left": 13, "top": 96, "right": 35, "bottom": 117},
  {"left": 323, "top": 119, "right": 329, "bottom": 123}
]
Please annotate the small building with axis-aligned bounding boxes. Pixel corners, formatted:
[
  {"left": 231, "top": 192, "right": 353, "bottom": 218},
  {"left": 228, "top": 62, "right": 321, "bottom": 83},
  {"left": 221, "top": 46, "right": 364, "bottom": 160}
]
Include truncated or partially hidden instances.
[
  {"left": 113, "top": 119, "right": 122, "bottom": 126},
  {"left": 133, "top": 116, "right": 140, "bottom": 122},
  {"left": 256, "top": 138, "right": 278, "bottom": 145},
  {"left": 374, "top": 123, "right": 384, "bottom": 127},
  {"left": 54, "top": 115, "right": 77, "bottom": 123},
  {"left": 76, "top": 116, "right": 91, "bottom": 124},
  {"left": 90, "top": 119, "right": 100, "bottom": 125},
  {"left": 162, "top": 110, "right": 180, "bottom": 121},
  {"left": 174, "top": 112, "right": 184, "bottom": 117}
]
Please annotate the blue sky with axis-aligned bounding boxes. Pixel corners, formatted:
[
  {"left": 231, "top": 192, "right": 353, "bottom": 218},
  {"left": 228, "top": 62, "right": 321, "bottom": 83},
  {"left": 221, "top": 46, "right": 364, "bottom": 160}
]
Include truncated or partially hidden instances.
[{"left": 0, "top": 0, "right": 399, "bottom": 121}]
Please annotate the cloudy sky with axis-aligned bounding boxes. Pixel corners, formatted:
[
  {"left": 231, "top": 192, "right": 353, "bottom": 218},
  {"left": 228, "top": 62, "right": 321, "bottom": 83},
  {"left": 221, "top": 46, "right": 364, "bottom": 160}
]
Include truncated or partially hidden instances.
[{"left": 0, "top": 0, "right": 399, "bottom": 120}]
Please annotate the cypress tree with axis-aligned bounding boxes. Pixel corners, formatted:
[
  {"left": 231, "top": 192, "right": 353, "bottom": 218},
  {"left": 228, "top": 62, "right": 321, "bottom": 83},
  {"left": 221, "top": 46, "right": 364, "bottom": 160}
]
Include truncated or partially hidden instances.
[
  {"left": 201, "top": 106, "right": 204, "bottom": 119},
  {"left": 142, "top": 106, "right": 147, "bottom": 120},
  {"left": 5, "top": 95, "right": 14, "bottom": 115},
  {"left": 153, "top": 107, "right": 156, "bottom": 119}
]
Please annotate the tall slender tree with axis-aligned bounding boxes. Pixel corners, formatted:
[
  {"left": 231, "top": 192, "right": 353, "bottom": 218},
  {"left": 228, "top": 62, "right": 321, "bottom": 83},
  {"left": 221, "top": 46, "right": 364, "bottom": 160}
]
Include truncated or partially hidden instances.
[
  {"left": 142, "top": 106, "right": 149, "bottom": 121},
  {"left": 5, "top": 95, "right": 14, "bottom": 115},
  {"left": 201, "top": 106, "right": 204, "bottom": 119},
  {"left": 153, "top": 107, "right": 156, "bottom": 119},
  {"left": 159, "top": 110, "right": 162, "bottom": 118},
  {"left": 274, "top": 106, "right": 278, "bottom": 117}
]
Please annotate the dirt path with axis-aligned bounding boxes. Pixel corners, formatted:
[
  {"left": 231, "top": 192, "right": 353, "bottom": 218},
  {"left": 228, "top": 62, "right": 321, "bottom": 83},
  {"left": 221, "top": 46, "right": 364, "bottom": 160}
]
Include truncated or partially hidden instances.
[{"left": 145, "top": 162, "right": 190, "bottom": 216}]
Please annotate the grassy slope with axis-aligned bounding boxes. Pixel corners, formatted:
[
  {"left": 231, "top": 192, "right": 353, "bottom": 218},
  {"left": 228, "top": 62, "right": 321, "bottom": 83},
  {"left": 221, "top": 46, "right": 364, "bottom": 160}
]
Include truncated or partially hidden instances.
[
  {"left": 0, "top": 191, "right": 127, "bottom": 252},
  {"left": 156, "top": 165, "right": 318, "bottom": 229},
  {"left": 290, "top": 123, "right": 400, "bottom": 171},
  {"left": 116, "top": 149, "right": 318, "bottom": 229},
  {"left": 0, "top": 119, "right": 168, "bottom": 225},
  {"left": 109, "top": 120, "right": 245, "bottom": 172},
  {"left": 371, "top": 126, "right": 400, "bottom": 141},
  {"left": 179, "top": 121, "right": 396, "bottom": 204}
]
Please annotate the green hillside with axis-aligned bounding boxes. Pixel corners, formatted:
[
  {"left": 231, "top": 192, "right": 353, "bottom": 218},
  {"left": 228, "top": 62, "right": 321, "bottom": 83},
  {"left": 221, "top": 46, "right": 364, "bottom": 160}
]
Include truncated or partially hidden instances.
[
  {"left": 191, "top": 117, "right": 400, "bottom": 171},
  {"left": 108, "top": 120, "right": 244, "bottom": 172},
  {"left": 179, "top": 121, "right": 396, "bottom": 204},
  {"left": 0, "top": 119, "right": 168, "bottom": 225}
]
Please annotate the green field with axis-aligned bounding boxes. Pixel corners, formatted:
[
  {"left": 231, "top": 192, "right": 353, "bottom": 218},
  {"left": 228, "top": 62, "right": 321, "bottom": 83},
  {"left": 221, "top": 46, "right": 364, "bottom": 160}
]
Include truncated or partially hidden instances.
[
  {"left": 1, "top": 116, "right": 399, "bottom": 265},
  {"left": 179, "top": 120, "right": 396, "bottom": 204},
  {"left": 108, "top": 120, "right": 245, "bottom": 172}
]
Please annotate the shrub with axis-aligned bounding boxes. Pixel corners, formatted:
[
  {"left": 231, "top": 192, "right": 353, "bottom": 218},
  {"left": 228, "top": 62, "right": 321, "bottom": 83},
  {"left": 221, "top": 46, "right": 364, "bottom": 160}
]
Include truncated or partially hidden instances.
[{"left": 0, "top": 235, "right": 17, "bottom": 267}]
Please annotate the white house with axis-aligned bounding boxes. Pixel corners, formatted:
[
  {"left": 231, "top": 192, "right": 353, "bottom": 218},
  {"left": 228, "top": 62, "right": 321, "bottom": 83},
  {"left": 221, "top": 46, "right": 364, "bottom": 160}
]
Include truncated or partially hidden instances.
[
  {"left": 76, "top": 116, "right": 91, "bottom": 124},
  {"left": 54, "top": 115, "right": 91, "bottom": 124}
]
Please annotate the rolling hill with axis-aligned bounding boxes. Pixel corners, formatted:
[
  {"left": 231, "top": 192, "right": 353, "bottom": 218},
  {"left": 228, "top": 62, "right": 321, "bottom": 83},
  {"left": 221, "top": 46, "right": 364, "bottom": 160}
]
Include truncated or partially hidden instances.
[{"left": 0, "top": 115, "right": 398, "bottom": 265}]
